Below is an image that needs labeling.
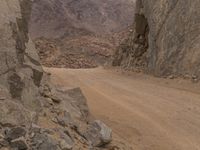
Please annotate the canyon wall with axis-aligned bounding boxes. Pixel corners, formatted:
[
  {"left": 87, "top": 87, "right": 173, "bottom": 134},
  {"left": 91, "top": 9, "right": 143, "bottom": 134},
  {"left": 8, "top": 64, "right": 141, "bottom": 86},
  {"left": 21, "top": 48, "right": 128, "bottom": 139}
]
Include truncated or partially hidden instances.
[
  {"left": 0, "top": 1, "right": 116, "bottom": 149},
  {"left": 113, "top": 0, "right": 200, "bottom": 78},
  {"left": 0, "top": 0, "right": 43, "bottom": 112}
]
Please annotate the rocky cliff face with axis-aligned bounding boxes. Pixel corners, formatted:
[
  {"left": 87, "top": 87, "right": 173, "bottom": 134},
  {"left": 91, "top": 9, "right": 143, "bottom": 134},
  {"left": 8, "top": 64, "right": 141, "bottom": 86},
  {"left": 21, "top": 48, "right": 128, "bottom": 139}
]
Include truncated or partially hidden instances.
[
  {"left": 0, "top": 0, "right": 43, "bottom": 112},
  {"left": 113, "top": 0, "right": 200, "bottom": 79},
  {"left": 0, "top": 1, "right": 116, "bottom": 149}
]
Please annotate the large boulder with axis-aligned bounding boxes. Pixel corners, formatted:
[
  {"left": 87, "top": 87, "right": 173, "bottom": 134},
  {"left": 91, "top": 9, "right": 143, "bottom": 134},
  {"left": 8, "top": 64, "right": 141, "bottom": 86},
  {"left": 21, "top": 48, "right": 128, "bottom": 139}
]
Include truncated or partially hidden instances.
[{"left": 83, "top": 120, "right": 112, "bottom": 147}]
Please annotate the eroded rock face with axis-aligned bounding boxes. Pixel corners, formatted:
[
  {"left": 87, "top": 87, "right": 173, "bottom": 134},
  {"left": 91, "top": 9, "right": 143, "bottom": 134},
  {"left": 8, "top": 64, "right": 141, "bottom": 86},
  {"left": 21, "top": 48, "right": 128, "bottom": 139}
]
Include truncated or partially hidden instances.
[
  {"left": 144, "top": 0, "right": 200, "bottom": 78},
  {"left": 113, "top": 0, "right": 200, "bottom": 78},
  {"left": 0, "top": 0, "right": 43, "bottom": 111},
  {"left": 0, "top": 1, "right": 114, "bottom": 149}
]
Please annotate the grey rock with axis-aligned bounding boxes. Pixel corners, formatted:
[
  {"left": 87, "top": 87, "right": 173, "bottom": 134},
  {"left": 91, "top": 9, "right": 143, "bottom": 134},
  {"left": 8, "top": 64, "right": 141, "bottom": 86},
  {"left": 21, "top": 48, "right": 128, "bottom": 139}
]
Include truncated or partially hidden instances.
[
  {"left": 32, "top": 133, "right": 59, "bottom": 150},
  {"left": 0, "top": 100, "right": 35, "bottom": 127},
  {"left": 113, "top": 0, "right": 200, "bottom": 78},
  {"left": 83, "top": 120, "right": 112, "bottom": 147},
  {"left": 65, "top": 88, "right": 90, "bottom": 121},
  {"left": 52, "top": 87, "right": 90, "bottom": 125}
]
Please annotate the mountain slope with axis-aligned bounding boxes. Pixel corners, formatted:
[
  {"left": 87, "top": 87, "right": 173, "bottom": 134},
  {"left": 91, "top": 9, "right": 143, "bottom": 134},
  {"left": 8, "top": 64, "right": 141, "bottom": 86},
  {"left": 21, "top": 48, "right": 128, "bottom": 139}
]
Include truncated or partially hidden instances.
[
  {"left": 30, "top": 0, "right": 135, "bottom": 39},
  {"left": 29, "top": 0, "right": 135, "bottom": 68}
]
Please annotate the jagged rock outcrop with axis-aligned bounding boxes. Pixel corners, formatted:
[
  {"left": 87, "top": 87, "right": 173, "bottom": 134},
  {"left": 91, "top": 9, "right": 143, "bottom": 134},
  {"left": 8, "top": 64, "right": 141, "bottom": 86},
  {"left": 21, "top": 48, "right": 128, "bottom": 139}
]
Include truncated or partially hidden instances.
[
  {"left": 0, "top": 1, "right": 115, "bottom": 149},
  {"left": 0, "top": 0, "right": 43, "bottom": 112},
  {"left": 113, "top": 0, "right": 200, "bottom": 79}
]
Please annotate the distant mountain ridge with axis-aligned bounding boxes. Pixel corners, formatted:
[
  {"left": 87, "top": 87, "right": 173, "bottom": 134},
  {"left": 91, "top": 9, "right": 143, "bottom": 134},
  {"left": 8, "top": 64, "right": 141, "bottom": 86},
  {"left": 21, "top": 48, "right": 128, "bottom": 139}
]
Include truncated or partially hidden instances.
[{"left": 30, "top": 0, "right": 135, "bottom": 39}]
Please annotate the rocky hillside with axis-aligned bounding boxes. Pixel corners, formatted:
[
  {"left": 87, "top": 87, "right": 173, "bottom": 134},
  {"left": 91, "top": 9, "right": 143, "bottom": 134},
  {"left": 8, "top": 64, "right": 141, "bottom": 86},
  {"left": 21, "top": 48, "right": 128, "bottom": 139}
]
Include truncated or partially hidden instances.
[
  {"left": 113, "top": 0, "right": 200, "bottom": 79},
  {"left": 35, "top": 36, "right": 113, "bottom": 68},
  {"left": 30, "top": 0, "right": 135, "bottom": 39},
  {"left": 0, "top": 1, "right": 126, "bottom": 149},
  {"left": 29, "top": 0, "right": 135, "bottom": 68}
]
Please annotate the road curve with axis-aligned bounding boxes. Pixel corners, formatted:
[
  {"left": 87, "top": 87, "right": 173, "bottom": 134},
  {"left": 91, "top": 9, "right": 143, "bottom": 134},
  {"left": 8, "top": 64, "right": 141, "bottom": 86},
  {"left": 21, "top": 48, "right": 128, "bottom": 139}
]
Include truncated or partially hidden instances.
[{"left": 44, "top": 67, "right": 200, "bottom": 150}]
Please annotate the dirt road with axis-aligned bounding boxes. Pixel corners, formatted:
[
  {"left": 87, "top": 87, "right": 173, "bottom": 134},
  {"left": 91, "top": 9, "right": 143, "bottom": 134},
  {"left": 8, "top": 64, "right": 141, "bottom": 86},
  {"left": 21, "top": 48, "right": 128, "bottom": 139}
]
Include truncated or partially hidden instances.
[{"left": 44, "top": 67, "right": 200, "bottom": 150}]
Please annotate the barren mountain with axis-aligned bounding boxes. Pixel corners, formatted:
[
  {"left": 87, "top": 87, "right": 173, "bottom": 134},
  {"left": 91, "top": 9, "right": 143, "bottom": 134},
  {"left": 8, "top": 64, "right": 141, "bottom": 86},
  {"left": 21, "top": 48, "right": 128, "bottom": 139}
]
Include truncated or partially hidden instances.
[
  {"left": 29, "top": 0, "right": 135, "bottom": 68},
  {"left": 30, "top": 0, "right": 135, "bottom": 39}
]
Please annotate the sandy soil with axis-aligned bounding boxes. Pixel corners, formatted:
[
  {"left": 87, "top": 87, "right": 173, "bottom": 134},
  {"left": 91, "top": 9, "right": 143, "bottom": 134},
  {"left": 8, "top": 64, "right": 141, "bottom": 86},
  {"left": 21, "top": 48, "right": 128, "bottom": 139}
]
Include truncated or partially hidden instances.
[{"left": 44, "top": 67, "right": 200, "bottom": 150}]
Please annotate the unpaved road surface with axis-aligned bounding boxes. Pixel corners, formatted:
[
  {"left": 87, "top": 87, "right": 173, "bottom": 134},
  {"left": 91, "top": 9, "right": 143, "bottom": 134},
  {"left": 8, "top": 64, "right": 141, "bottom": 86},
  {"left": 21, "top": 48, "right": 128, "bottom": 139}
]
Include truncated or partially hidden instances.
[{"left": 44, "top": 67, "right": 200, "bottom": 150}]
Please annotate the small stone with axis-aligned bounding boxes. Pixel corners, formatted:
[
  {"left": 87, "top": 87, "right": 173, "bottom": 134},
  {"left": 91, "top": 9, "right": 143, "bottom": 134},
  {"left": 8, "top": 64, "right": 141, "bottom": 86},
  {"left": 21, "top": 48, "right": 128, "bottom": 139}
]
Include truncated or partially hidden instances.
[
  {"left": 40, "top": 128, "right": 54, "bottom": 135},
  {"left": 42, "top": 98, "right": 54, "bottom": 107},
  {"left": 10, "top": 137, "right": 28, "bottom": 150},
  {"left": 51, "top": 95, "right": 61, "bottom": 103},
  {"left": 192, "top": 75, "right": 198, "bottom": 82},
  {"left": 184, "top": 74, "right": 191, "bottom": 79},
  {"left": 31, "top": 124, "right": 41, "bottom": 133},
  {"left": 0, "top": 134, "right": 4, "bottom": 139},
  {"left": 59, "top": 139, "right": 73, "bottom": 150},
  {"left": 52, "top": 117, "right": 58, "bottom": 124},
  {"left": 56, "top": 111, "right": 74, "bottom": 127},
  {"left": 0, "top": 97, "right": 5, "bottom": 101},
  {"left": 192, "top": 75, "right": 198, "bottom": 80},
  {"left": 30, "top": 132, "right": 35, "bottom": 139},
  {"left": 168, "top": 75, "right": 174, "bottom": 79},
  {"left": 192, "top": 78, "right": 199, "bottom": 83},
  {"left": 46, "top": 98, "right": 53, "bottom": 105},
  {"left": 0, "top": 139, "right": 9, "bottom": 147},
  {"left": 5, "top": 127, "right": 26, "bottom": 141},
  {"left": 60, "top": 131, "right": 74, "bottom": 147},
  {"left": 47, "top": 72, "right": 51, "bottom": 76}
]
